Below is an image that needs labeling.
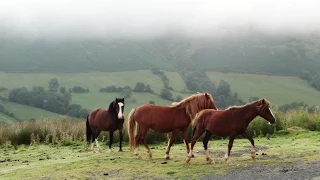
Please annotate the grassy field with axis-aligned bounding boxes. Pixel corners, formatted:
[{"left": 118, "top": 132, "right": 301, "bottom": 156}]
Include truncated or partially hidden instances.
[
  {"left": 0, "top": 70, "right": 189, "bottom": 122},
  {"left": 1, "top": 102, "right": 65, "bottom": 121},
  {"left": 0, "top": 130, "right": 319, "bottom": 179},
  {"left": 207, "top": 71, "right": 320, "bottom": 106},
  {"left": 0, "top": 113, "right": 17, "bottom": 124}
]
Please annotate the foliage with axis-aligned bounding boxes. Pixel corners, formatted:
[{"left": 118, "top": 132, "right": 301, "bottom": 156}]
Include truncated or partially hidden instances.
[
  {"left": 279, "top": 101, "right": 318, "bottom": 113},
  {"left": 48, "top": 78, "right": 59, "bottom": 92},
  {"left": 8, "top": 86, "right": 88, "bottom": 118},
  {"left": 133, "top": 82, "right": 154, "bottom": 93},
  {"left": 120, "top": 86, "right": 132, "bottom": 99},
  {"left": 151, "top": 68, "right": 173, "bottom": 90},
  {"left": 160, "top": 89, "right": 174, "bottom": 101},
  {"left": 69, "top": 86, "right": 89, "bottom": 93},
  {"left": 299, "top": 70, "right": 320, "bottom": 92},
  {"left": 0, "top": 104, "right": 18, "bottom": 120}
]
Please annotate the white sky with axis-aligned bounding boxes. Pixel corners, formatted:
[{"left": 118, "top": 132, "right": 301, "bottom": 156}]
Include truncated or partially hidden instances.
[{"left": 1, "top": 0, "right": 320, "bottom": 40}]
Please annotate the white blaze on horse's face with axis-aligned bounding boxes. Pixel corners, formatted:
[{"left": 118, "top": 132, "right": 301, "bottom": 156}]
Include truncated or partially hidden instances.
[
  {"left": 117, "top": 102, "right": 124, "bottom": 119},
  {"left": 268, "top": 107, "right": 276, "bottom": 125}
]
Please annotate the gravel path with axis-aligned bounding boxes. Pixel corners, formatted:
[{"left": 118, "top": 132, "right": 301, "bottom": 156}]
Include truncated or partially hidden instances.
[{"left": 201, "top": 161, "right": 320, "bottom": 180}]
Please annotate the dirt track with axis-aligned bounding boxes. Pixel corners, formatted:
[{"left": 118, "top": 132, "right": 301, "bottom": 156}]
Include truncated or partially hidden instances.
[{"left": 201, "top": 161, "right": 320, "bottom": 180}]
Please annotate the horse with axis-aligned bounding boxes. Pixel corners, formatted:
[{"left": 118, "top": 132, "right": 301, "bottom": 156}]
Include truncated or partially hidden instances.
[
  {"left": 128, "top": 92, "right": 217, "bottom": 160},
  {"left": 186, "top": 98, "right": 276, "bottom": 164},
  {"left": 86, "top": 98, "right": 125, "bottom": 152}
]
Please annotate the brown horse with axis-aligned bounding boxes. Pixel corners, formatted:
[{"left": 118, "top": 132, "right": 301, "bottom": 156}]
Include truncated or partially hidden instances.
[
  {"left": 186, "top": 99, "right": 275, "bottom": 164},
  {"left": 128, "top": 93, "right": 217, "bottom": 159},
  {"left": 86, "top": 98, "right": 125, "bottom": 152}
]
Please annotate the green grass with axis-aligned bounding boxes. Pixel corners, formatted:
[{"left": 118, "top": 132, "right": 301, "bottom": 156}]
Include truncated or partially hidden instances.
[
  {"left": 72, "top": 92, "right": 173, "bottom": 113},
  {"left": 0, "top": 70, "right": 190, "bottom": 121},
  {"left": 206, "top": 71, "right": 320, "bottom": 106},
  {"left": 164, "top": 71, "right": 188, "bottom": 92},
  {"left": 0, "top": 113, "right": 17, "bottom": 124},
  {"left": 0, "top": 70, "right": 166, "bottom": 94},
  {"left": 0, "top": 130, "right": 319, "bottom": 179},
  {"left": 2, "top": 102, "right": 65, "bottom": 121}
]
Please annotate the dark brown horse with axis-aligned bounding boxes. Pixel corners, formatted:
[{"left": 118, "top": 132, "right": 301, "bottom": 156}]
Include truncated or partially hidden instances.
[
  {"left": 86, "top": 98, "right": 125, "bottom": 152},
  {"left": 186, "top": 99, "right": 275, "bottom": 164},
  {"left": 128, "top": 93, "right": 217, "bottom": 159}
]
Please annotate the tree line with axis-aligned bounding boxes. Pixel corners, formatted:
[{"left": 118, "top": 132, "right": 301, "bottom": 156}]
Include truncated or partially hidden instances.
[{"left": 8, "top": 79, "right": 89, "bottom": 119}]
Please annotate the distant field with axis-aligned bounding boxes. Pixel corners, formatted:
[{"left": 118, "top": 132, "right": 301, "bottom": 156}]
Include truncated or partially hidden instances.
[
  {"left": 72, "top": 92, "right": 173, "bottom": 113},
  {"left": 0, "top": 70, "right": 167, "bottom": 94},
  {"left": 0, "top": 70, "right": 189, "bottom": 121},
  {"left": 207, "top": 72, "right": 320, "bottom": 106},
  {"left": 164, "top": 71, "right": 187, "bottom": 92},
  {"left": 0, "top": 112, "right": 17, "bottom": 123},
  {"left": 1, "top": 102, "right": 65, "bottom": 121}
]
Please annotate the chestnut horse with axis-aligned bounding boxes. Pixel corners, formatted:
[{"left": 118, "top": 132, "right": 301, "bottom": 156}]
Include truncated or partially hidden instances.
[
  {"left": 86, "top": 98, "right": 125, "bottom": 152},
  {"left": 128, "top": 93, "right": 217, "bottom": 159},
  {"left": 186, "top": 99, "right": 275, "bottom": 164}
]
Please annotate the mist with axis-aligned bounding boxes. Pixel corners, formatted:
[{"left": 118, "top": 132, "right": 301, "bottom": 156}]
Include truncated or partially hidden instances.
[{"left": 1, "top": 0, "right": 320, "bottom": 41}]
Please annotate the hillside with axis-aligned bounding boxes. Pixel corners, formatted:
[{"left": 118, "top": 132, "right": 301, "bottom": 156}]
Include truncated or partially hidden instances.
[
  {"left": 1, "top": 34, "right": 320, "bottom": 75},
  {"left": 207, "top": 72, "right": 320, "bottom": 106}
]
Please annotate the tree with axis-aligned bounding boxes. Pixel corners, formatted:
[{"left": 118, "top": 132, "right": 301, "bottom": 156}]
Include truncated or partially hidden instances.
[
  {"left": 134, "top": 82, "right": 146, "bottom": 92},
  {"left": 60, "top": 87, "right": 66, "bottom": 94},
  {"left": 216, "top": 80, "right": 231, "bottom": 96},
  {"left": 160, "top": 88, "right": 174, "bottom": 101},
  {"left": 145, "top": 84, "right": 154, "bottom": 93},
  {"left": 120, "top": 86, "right": 132, "bottom": 99},
  {"left": 175, "top": 95, "right": 182, "bottom": 102},
  {"left": 48, "top": 78, "right": 59, "bottom": 92}
]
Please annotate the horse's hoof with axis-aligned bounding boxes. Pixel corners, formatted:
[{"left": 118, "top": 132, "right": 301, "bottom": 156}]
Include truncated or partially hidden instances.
[
  {"left": 119, "top": 149, "right": 123, "bottom": 152},
  {"left": 165, "top": 156, "right": 171, "bottom": 160},
  {"left": 186, "top": 157, "right": 191, "bottom": 163},
  {"left": 191, "top": 154, "right": 195, "bottom": 158}
]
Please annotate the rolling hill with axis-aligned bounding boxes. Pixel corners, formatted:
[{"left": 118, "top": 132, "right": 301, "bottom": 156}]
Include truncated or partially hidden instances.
[{"left": 1, "top": 34, "right": 320, "bottom": 122}]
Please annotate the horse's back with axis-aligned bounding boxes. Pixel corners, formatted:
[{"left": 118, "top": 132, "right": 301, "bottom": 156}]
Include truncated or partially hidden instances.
[
  {"left": 199, "top": 109, "right": 240, "bottom": 136},
  {"left": 134, "top": 104, "right": 189, "bottom": 132}
]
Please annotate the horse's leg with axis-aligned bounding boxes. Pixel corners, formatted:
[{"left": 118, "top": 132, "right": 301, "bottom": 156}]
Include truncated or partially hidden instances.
[
  {"left": 182, "top": 128, "right": 190, "bottom": 155},
  {"left": 224, "top": 134, "right": 236, "bottom": 163},
  {"left": 93, "top": 129, "right": 102, "bottom": 152},
  {"left": 119, "top": 129, "right": 123, "bottom": 152},
  {"left": 165, "top": 129, "right": 180, "bottom": 160},
  {"left": 134, "top": 132, "right": 142, "bottom": 158},
  {"left": 90, "top": 128, "right": 97, "bottom": 152},
  {"left": 134, "top": 127, "right": 149, "bottom": 159},
  {"left": 203, "top": 130, "right": 214, "bottom": 164},
  {"left": 108, "top": 131, "right": 114, "bottom": 152},
  {"left": 186, "top": 125, "right": 205, "bottom": 163},
  {"left": 241, "top": 131, "right": 256, "bottom": 160},
  {"left": 140, "top": 131, "right": 152, "bottom": 158}
]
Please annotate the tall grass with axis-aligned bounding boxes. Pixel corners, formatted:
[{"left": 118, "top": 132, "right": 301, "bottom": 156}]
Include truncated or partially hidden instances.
[{"left": 1, "top": 108, "right": 320, "bottom": 147}]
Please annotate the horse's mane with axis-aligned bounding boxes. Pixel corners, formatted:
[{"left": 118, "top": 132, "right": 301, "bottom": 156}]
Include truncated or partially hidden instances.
[
  {"left": 226, "top": 99, "right": 270, "bottom": 110},
  {"left": 170, "top": 93, "right": 215, "bottom": 119}
]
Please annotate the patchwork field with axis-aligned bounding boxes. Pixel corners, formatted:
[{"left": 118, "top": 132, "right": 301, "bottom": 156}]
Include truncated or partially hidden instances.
[
  {"left": 0, "top": 130, "right": 319, "bottom": 179},
  {"left": 207, "top": 71, "right": 320, "bottom": 106},
  {"left": 0, "top": 70, "right": 189, "bottom": 122},
  {"left": 1, "top": 102, "right": 66, "bottom": 121}
]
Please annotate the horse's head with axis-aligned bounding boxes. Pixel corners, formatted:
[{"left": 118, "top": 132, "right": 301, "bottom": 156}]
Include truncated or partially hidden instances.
[
  {"left": 204, "top": 93, "right": 218, "bottom": 110},
  {"left": 256, "top": 99, "right": 275, "bottom": 124},
  {"left": 114, "top": 98, "right": 125, "bottom": 119}
]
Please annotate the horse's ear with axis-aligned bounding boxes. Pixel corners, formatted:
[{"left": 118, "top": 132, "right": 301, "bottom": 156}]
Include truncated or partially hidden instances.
[
  {"left": 261, "top": 99, "right": 266, "bottom": 104},
  {"left": 205, "top": 93, "right": 209, "bottom": 99},
  {"left": 115, "top": 98, "right": 119, "bottom": 102}
]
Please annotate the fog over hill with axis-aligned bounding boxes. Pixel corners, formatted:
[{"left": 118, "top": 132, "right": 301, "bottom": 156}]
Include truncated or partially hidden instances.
[{"left": 1, "top": 0, "right": 320, "bottom": 74}]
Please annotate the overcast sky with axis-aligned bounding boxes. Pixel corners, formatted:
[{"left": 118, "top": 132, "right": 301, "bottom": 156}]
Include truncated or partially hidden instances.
[{"left": 1, "top": 0, "right": 320, "bottom": 40}]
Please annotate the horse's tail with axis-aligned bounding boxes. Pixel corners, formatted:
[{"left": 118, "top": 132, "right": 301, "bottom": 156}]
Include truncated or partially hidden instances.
[
  {"left": 128, "top": 108, "right": 137, "bottom": 150},
  {"left": 86, "top": 114, "right": 92, "bottom": 143},
  {"left": 192, "top": 111, "right": 205, "bottom": 136}
]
